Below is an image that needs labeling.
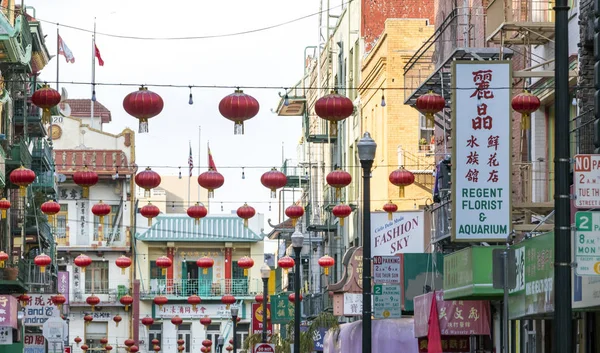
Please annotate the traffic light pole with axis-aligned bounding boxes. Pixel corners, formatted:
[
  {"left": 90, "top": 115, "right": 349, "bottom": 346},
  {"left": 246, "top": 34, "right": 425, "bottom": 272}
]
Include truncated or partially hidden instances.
[{"left": 553, "top": 1, "right": 572, "bottom": 353}]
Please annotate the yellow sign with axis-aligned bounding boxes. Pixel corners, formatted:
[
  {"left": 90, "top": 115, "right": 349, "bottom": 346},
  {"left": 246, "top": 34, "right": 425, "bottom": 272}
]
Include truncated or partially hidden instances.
[
  {"left": 254, "top": 304, "right": 271, "bottom": 322},
  {"left": 593, "top": 262, "right": 600, "bottom": 275}
]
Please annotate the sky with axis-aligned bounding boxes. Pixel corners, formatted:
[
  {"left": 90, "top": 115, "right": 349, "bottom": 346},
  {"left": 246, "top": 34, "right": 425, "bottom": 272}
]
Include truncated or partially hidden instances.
[{"left": 25, "top": 0, "right": 346, "bottom": 234}]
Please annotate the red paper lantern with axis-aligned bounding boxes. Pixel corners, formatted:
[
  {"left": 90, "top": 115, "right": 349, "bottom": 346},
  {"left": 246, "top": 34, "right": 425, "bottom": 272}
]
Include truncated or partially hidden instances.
[
  {"left": 18, "top": 294, "right": 30, "bottom": 306},
  {"left": 288, "top": 293, "right": 303, "bottom": 304},
  {"left": 129, "top": 345, "right": 139, "bottom": 353},
  {"left": 0, "top": 198, "right": 10, "bottom": 219},
  {"left": 124, "top": 339, "right": 135, "bottom": 348},
  {"left": 74, "top": 254, "right": 92, "bottom": 272},
  {"left": 151, "top": 339, "right": 160, "bottom": 346},
  {"left": 314, "top": 91, "right": 354, "bottom": 132},
  {"left": 74, "top": 336, "right": 82, "bottom": 345},
  {"left": 10, "top": 166, "right": 36, "bottom": 197},
  {"left": 123, "top": 86, "right": 164, "bottom": 133},
  {"left": 237, "top": 256, "right": 254, "bottom": 276},
  {"left": 221, "top": 294, "right": 236, "bottom": 309},
  {"left": 80, "top": 344, "right": 89, "bottom": 351},
  {"left": 40, "top": 200, "right": 61, "bottom": 223},
  {"left": 255, "top": 293, "right": 267, "bottom": 303},
  {"left": 153, "top": 346, "right": 161, "bottom": 353},
  {"left": 382, "top": 201, "right": 398, "bottom": 221},
  {"left": 51, "top": 294, "right": 66, "bottom": 309},
  {"left": 332, "top": 203, "right": 352, "bottom": 226},
  {"left": 113, "top": 314, "right": 122, "bottom": 327},
  {"left": 201, "top": 347, "right": 208, "bottom": 353},
  {"left": 237, "top": 203, "right": 255, "bottom": 228},
  {"left": 83, "top": 314, "right": 93, "bottom": 326},
  {"left": 135, "top": 167, "right": 161, "bottom": 197},
  {"left": 285, "top": 204, "right": 304, "bottom": 227},
  {"left": 415, "top": 90, "right": 445, "bottom": 128},
  {"left": 34, "top": 253, "right": 52, "bottom": 273},
  {"left": 0, "top": 250, "right": 8, "bottom": 267},
  {"left": 260, "top": 168, "right": 287, "bottom": 198},
  {"left": 218, "top": 89, "right": 260, "bottom": 134},
  {"left": 91, "top": 200, "right": 111, "bottom": 223},
  {"left": 318, "top": 255, "right": 335, "bottom": 276},
  {"left": 140, "top": 202, "right": 160, "bottom": 227},
  {"left": 72, "top": 166, "right": 98, "bottom": 198},
  {"left": 177, "top": 345, "right": 185, "bottom": 352},
  {"left": 187, "top": 294, "right": 201, "bottom": 310},
  {"left": 31, "top": 84, "right": 61, "bottom": 125},
  {"left": 326, "top": 169, "right": 352, "bottom": 199},
  {"left": 200, "top": 316, "right": 212, "bottom": 327},
  {"left": 115, "top": 255, "right": 132, "bottom": 275},
  {"left": 202, "top": 339, "right": 213, "bottom": 347},
  {"left": 141, "top": 316, "right": 154, "bottom": 328},
  {"left": 389, "top": 168, "right": 415, "bottom": 198},
  {"left": 100, "top": 337, "right": 108, "bottom": 345},
  {"left": 198, "top": 169, "right": 225, "bottom": 198},
  {"left": 177, "top": 338, "right": 185, "bottom": 346},
  {"left": 171, "top": 315, "right": 183, "bottom": 328},
  {"left": 226, "top": 346, "right": 233, "bottom": 351},
  {"left": 86, "top": 295, "right": 100, "bottom": 311},
  {"left": 120, "top": 295, "right": 134, "bottom": 311},
  {"left": 512, "top": 91, "right": 541, "bottom": 130},
  {"left": 187, "top": 203, "right": 208, "bottom": 224},
  {"left": 154, "top": 295, "right": 168, "bottom": 310},
  {"left": 278, "top": 256, "right": 295, "bottom": 270},
  {"left": 156, "top": 256, "right": 172, "bottom": 276},
  {"left": 105, "top": 345, "right": 113, "bottom": 351},
  {"left": 229, "top": 339, "right": 233, "bottom": 345},
  {"left": 197, "top": 256, "right": 214, "bottom": 275}
]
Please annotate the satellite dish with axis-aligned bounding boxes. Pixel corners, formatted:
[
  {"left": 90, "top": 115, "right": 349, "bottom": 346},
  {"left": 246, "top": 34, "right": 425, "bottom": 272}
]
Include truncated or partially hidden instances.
[
  {"left": 60, "top": 87, "right": 68, "bottom": 102},
  {"left": 55, "top": 173, "right": 67, "bottom": 183},
  {"left": 59, "top": 103, "right": 71, "bottom": 117}
]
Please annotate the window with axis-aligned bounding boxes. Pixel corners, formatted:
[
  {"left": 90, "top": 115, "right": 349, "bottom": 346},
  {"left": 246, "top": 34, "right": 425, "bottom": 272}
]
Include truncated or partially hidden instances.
[
  {"left": 206, "top": 324, "right": 222, "bottom": 352},
  {"left": 53, "top": 204, "right": 68, "bottom": 243},
  {"left": 235, "top": 323, "right": 250, "bottom": 352},
  {"left": 85, "top": 261, "right": 109, "bottom": 294},
  {"left": 419, "top": 114, "right": 435, "bottom": 153},
  {"left": 148, "top": 324, "right": 162, "bottom": 353},
  {"left": 93, "top": 205, "right": 121, "bottom": 241},
  {"left": 85, "top": 322, "right": 107, "bottom": 350},
  {"left": 177, "top": 324, "right": 192, "bottom": 353}
]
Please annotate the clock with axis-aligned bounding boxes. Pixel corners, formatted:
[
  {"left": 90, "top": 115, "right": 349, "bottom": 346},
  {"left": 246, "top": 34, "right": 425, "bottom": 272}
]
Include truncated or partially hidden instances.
[{"left": 50, "top": 124, "right": 62, "bottom": 140}]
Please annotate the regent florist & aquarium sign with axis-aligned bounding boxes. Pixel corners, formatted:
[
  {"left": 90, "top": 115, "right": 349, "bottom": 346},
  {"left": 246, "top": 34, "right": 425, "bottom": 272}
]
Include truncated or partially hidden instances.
[{"left": 451, "top": 61, "right": 512, "bottom": 242}]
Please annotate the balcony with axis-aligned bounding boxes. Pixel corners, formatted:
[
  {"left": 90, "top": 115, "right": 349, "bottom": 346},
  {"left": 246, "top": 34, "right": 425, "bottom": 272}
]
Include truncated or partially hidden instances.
[
  {"left": 6, "top": 138, "right": 32, "bottom": 169},
  {"left": 140, "top": 279, "right": 261, "bottom": 300},
  {"left": 399, "top": 147, "right": 436, "bottom": 193},
  {"left": 23, "top": 259, "right": 57, "bottom": 293},
  {"left": 512, "top": 161, "right": 554, "bottom": 232},
  {"left": 430, "top": 201, "right": 452, "bottom": 243},
  {"left": 0, "top": 15, "right": 33, "bottom": 64},
  {"left": 486, "top": 0, "right": 555, "bottom": 45},
  {"left": 282, "top": 159, "right": 309, "bottom": 188},
  {"left": 32, "top": 170, "right": 57, "bottom": 195},
  {"left": 302, "top": 292, "right": 333, "bottom": 319},
  {"left": 32, "top": 138, "right": 53, "bottom": 171},
  {"left": 14, "top": 100, "right": 45, "bottom": 138},
  {"left": 69, "top": 280, "right": 130, "bottom": 306},
  {"left": 0, "top": 259, "right": 29, "bottom": 293}
]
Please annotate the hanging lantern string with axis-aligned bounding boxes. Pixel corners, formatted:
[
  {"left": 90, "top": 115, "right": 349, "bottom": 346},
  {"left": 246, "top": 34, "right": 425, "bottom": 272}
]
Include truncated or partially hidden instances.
[{"left": 47, "top": 162, "right": 436, "bottom": 169}]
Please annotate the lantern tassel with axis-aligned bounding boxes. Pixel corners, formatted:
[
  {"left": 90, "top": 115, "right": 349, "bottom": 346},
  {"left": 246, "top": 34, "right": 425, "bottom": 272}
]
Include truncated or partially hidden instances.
[
  {"left": 336, "top": 188, "right": 340, "bottom": 200},
  {"left": 125, "top": 305, "right": 129, "bottom": 312},
  {"left": 42, "top": 108, "right": 52, "bottom": 125},
  {"left": 291, "top": 218, "right": 297, "bottom": 227},
  {"left": 195, "top": 218, "right": 200, "bottom": 225},
  {"left": 116, "top": 321, "right": 119, "bottom": 327},
  {"left": 426, "top": 113, "right": 435, "bottom": 129},
  {"left": 48, "top": 215, "right": 54, "bottom": 224},
  {"left": 521, "top": 113, "right": 530, "bottom": 130},
  {"left": 244, "top": 269, "right": 248, "bottom": 276},
  {"left": 0, "top": 260, "right": 4, "bottom": 268},
  {"left": 399, "top": 186, "right": 405, "bottom": 198},
  {"left": 148, "top": 218, "right": 152, "bottom": 227},
  {"left": 1, "top": 210, "right": 6, "bottom": 219},
  {"left": 121, "top": 268, "right": 126, "bottom": 275},
  {"left": 82, "top": 186, "right": 89, "bottom": 198},
  {"left": 270, "top": 189, "right": 276, "bottom": 198},
  {"left": 208, "top": 190, "right": 214, "bottom": 199},
  {"left": 203, "top": 268, "right": 208, "bottom": 275},
  {"left": 158, "top": 305, "right": 163, "bottom": 311},
  {"left": 19, "top": 186, "right": 26, "bottom": 197},
  {"left": 330, "top": 121, "right": 337, "bottom": 134},
  {"left": 162, "top": 268, "right": 167, "bottom": 276},
  {"left": 40, "top": 266, "right": 46, "bottom": 273},
  {"left": 98, "top": 224, "right": 104, "bottom": 241},
  {"left": 91, "top": 305, "right": 95, "bottom": 312},
  {"left": 139, "top": 119, "right": 149, "bottom": 133},
  {"left": 226, "top": 304, "right": 231, "bottom": 310},
  {"left": 324, "top": 267, "right": 329, "bottom": 276},
  {"left": 387, "top": 212, "right": 393, "bottom": 221},
  {"left": 339, "top": 217, "right": 345, "bottom": 227},
  {"left": 234, "top": 122, "right": 244, "bottom": 135},
  {"left": 244, "top": 219, "right": 248, "bottom": 228}
]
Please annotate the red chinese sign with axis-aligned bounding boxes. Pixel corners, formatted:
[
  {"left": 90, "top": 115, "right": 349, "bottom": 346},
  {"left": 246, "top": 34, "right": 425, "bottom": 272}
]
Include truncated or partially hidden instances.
[
  {"left": 252, "top": 303, "right": 273, "bottom": 335},
  {"left": 413, "top": 291, "right": 491, "bottom": 337},
  {"left": 418, "top": 336, "right": 470, "bottom": 353}
]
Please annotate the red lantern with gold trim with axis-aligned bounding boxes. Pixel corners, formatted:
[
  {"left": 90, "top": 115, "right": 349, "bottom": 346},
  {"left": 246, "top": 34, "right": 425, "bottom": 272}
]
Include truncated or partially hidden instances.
[
  {"left": 124, "top": 339, "right": 135, "bottom": 349},
  {"left": 415, "top": 90, "right": 446, "bottom": 128},
  {"left": 0, "top": 250, "right": 8, "bottom": 267},
  {"left": 105, "top": 345, "right": 113, "bottom": 351},
  {"left": 260, "top": 168, "right": 287, "bottom": 198},
  {"left": 255, "top": 293, "right": 266, "bottom": 303},
  {"left": 221, "top": 294, "right": 236, "bottom": 309},
  {"left": 0, "top": 198, "right": 10, "bottom": 219},
  {"left": 285, "top": 204, "right": 304, "bottom": 227},
  {"left": 332, "top": 203, "right": 352, "bottom": 226},
  {"left": 200, "top": 316, "right": 212, "bottom": 328},
  {"left": 73, "top": 166, "right": 98, "bottom": 198},
  {"left": 512, "top": 91, "right": 541, "bottom": 130},
  {"left": 135, "top": 167, "right": 161, "bottom": 197},
  {"left": 80, "top": 344, "right": 89, "bottom": 352},
  {"left": 389, "top": 168, "right": 415, "bottom": 198},
  {"left": 74, "top": 336, "right": 82, "bottom": 346},
  {"left": 236, "top": 203, "right": 255, "bottom": 228},
  {"left": 123, "top": 86, "right": 164, "bottom": 133},
  {"left": 83, "top": 314, "right": 93, "bottom": 326},
  {"left": 154, "top": 295, "right": 168, "bottom": 310},
  {"left": 31, "top": 84, "right": 61, "bottom": 125},
  {"left": 315, "top": 91, "right": 354, "bottom": 132},
  {"left": 34, "top": 253, "right": 52, "bottom": 273},
  {"left": 19, "top": 294, "right": 30, "bottom": 307},
  {"left": 115, "top": 255, "right": 132, "bottom": 275},
  {"left": 288, "top": 293, "right": 303, "bottom": 304},
  {"left": 187, "top": 203, "right": 208, "bottom": 225},
  {"left": 187, "top": 295, "right": 201, "bottom": 310},
  {"left": 237, "top": 256, "right": 254, "bottom": 276},
  {"left": 382, "top": 201, "right": 398, "bottom": 221},
  {"left": 156, "top": 256, "right": 172, "bottom": 276},
  {"left": 140, "top": 202, "right": 160, "bottom": 227},
  {"left": 202, "top": 339, "right": 213, "bottom": 347},
  {"left": 74, "top": 254, "right": 92, "bottom": 273},
  {"left": 41, "top": 200, "right": 60, "bottom": 224},
  {"left": 86, "top": 295, "right": 100, "bottom": 311},
  {"left": 100, "top": 338, "right": 108, "bottom": 346},
  {"left": 197, "top": 256, "right": 214, "bottom": 275},
  {"left": 10, "top": 166, "right": 35, "bottom": 197},
  {"left": 151, "top": 339, "right": 160, "bottom": 346},
  {"left": 129, "top": 346, "right": 139, "bottom": 353},
  {"left": 326, "top": 169, "right": 352, "bottom": 199},
  {"left": 120, "top": 295, "right": 134, "bottom": 311},
  {"left": 219, "top": 89, "right": 260, "bottom": 135},
  {"left": 141, "top": 316, "right": 154, "bottom": 329},
  {"left": 52, "top": 294, "right": 66, "bottom": 310},
  {"left": 198, "top": 169, "right": 225, "bottom": 199},
  {"left": 318, "top": 255, "right": 335, "bottom": 276},
  {"left": 113, "top": 314, "right": 122, "bottom": 327},
  {"left": 171, "top": 315, "right": 183, "bottom": 328}
]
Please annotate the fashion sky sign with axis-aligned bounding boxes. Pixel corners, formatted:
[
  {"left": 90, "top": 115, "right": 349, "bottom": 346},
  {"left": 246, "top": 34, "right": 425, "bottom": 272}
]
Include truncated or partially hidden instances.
[
  {"left": 371, "top": 211, "right": 425, "bottom": 256},
  {"left": 451, "top": 61, "right": 512, "bottom": 242}
]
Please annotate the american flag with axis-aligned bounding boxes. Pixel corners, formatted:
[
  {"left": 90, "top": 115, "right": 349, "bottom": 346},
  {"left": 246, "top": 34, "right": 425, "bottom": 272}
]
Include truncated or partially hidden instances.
[{"left": 188, "top": 143, "right": 193, "bottom": 177}]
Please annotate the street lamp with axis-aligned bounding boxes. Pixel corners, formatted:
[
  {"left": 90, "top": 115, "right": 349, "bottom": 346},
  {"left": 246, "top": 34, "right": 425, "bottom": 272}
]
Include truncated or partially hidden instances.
[
  {"left": 231, "top": 307, "right": 239, "bottom": 353},
  {"left": 217, "top": 336, "right": 224, "bottom": 353},
  {"left": 291, "top": 229, "right": 304, "bottom": 353},
  {"left": 357, "top": 132, "right": 376, "bottom": 353},
  {"left": 260, "top": 263, "right": 271, "bottom": 343}
]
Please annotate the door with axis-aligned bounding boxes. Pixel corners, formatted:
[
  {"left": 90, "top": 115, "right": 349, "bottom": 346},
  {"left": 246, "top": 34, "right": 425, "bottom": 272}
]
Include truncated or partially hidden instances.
[
  {"left": 185, "top": 261, "right": 198, "bottom": 296},
  {"left": 177, "top": 324, "right": 192, "bottom": 353},
  {"left": 231, "top": 261, "right": 247, "bottom": 295},
  {"left": 206, "top": 324, "right": 222, "bottom": 352},
  {"left": 198, "top": 267, "right": 214, "bottom": 297}
]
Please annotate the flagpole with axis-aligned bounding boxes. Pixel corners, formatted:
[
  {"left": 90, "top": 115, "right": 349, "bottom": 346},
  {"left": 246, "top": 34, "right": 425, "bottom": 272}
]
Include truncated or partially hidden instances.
[
  {"left": 207, "top": 141, "right": 210, "bottom": 213},
  {"left": 56, "top": 27, "right": 60, "bottom": 91},
  {"left": 90, "top": 18, "right": 96, "bottom": 129},
  {"left": 188, "top": 141, "right": 191, "bottom": 208},
  {"left": 198, "top": 126, "right": 201, "bottom": 204}
]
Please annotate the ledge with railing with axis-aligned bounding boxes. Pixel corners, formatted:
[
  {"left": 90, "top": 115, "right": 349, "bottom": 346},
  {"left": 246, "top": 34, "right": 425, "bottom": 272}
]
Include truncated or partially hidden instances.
[
  {"left": 486, "top": 0, "right": 555, "bottom": 44},
  {"left": 140, "top": 278, "right": 261, "bottom": 299},
  {"left": 70, "top": 280, "right": 131, "bottom": 305},
  {"left": 514, "top": 161, "right": 554, "bottom": 204}
]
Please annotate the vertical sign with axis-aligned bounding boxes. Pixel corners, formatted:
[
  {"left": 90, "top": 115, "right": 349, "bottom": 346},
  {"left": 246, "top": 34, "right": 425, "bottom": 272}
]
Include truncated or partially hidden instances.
[
  {"left": 251, "top": 303, "right": 272, "bottom": 335},
  {"left": 452, "top": 61, "right": 512, "bottom": 242},
  {"left": 57, "top": 272, "right": 69, "bottom": 304},
  {"left": 76, "top": 197, "right": 89, "bottom": 245}
]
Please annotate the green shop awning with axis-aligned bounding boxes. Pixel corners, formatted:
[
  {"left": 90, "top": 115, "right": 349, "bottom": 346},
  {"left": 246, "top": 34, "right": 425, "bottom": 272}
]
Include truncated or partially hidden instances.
[{"left": 443, "top": 246, "right": 504, "bottom": 300}]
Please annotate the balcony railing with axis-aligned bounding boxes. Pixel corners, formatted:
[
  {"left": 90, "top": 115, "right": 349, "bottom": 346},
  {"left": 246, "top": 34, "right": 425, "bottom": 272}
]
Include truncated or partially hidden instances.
[
  {"left": 8, "top": 138, "right": 32, "bottom": 168},
  {"left": 515, "top": 161, "right": 554, "bottom": 204},
  {"left": 487, "top": 0, "right": 555, "bottom": 34},
  {"left": 430, "top": 200, "right": 452, "bottom": 243},
  {"left": 23, "top": 260, "right": 57, "bottom": 293},
  {"left": 32, "top": 138, "right": 53, "bottom": 166},
  {"left": 70, "top": 280, "right": 131, "bottom": 304},
  {"left": 141, "top": 279, "right": 261, "bottom": 299}
]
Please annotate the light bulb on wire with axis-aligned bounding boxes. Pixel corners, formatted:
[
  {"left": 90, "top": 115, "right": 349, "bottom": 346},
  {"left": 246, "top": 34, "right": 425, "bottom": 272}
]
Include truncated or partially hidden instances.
[
  {"left": 241, "top": 167, "right": 245, "bottom": 179},
  {"left": 188, "top": 86, "right": 194, "bottom": 105},
  {"left": 178, "top": 167, "right": 182, "bottom": 179},
  {"left": 284, "top": 93, "right": 289, "bottom": 106},
  {"left": 381, "top": 89, "right": 386, "bottom": 107}
]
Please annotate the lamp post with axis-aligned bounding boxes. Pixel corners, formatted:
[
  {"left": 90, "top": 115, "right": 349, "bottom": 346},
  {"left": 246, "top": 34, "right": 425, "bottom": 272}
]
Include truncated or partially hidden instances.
[
  {"left": 260, "top": 263, "right": 271, "bottom": 343},
  {"left": 231, "top": 307, "right": 238, "bottom": 353},
  {"left": 357, "top": 132, "right": 376, "bottom": 353},
  {"left": 217, "top": 336, "right": 224, "bottom": 353},
  {"left": 291, "top": 229, "right": 304, "bottom": 353}
]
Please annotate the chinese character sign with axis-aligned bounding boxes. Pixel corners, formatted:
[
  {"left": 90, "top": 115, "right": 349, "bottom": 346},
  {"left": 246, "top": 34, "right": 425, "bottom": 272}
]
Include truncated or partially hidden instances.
[
  {"left": 0, "top": 295, "right": 17, "bottom": 329},
  {"left": 23, "top": 294, "right": 60, "bottom": 326},
  {"left": 24, "top": 334, "right": 45, "bottom": 353},
  {"left": 57, "top": 272, "right": 69, "bottom": 305},
  {"left": 452, "top": 61, "right": 512, "bottom": 241}
]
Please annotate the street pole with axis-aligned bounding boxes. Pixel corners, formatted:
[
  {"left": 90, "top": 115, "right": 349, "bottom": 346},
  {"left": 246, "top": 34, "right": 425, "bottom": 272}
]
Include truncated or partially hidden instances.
[
  {"left": 553, "top": 1, "right": 572, "bottom": 353},
  {"left": 293, "top": 246, "right": 302, "bottom": 353},
  {"left": 231, "top": 308, "right": 238, "bottom": 353},
  {"left": 358, "top": 132, "right": 376, "bottom": 353},
  {"left": 262, "top": 278, "right": 269, "bottom": 343}
]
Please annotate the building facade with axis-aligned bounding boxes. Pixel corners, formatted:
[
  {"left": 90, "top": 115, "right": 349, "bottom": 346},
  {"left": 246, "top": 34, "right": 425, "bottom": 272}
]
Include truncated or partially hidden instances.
[{"left": 50, "top": 104, "right": 136, "bottom": 352}]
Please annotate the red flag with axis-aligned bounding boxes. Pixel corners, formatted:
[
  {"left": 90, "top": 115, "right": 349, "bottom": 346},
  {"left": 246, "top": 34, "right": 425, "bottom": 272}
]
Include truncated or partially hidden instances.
[
  {"left": 427, "top": 292, "right": 443, "bottom": 353},
  {"left": 94, "top": 44, "right": 104, "bottom": 66},
  {"left": 208, "top": 143, "right": 217, "bottom": 171}
]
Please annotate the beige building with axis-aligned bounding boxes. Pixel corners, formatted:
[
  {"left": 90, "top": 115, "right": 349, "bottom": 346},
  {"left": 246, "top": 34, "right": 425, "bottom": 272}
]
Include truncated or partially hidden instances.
[
  {"left": 136, "top": 175, "right": 209, "bottom": 214},
  {"left": 359, "top": 19, "right": 436, "bottom": 211}
]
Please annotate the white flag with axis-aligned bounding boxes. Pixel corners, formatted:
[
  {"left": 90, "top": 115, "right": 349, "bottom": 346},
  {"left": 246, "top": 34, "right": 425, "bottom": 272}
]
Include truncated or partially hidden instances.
[{"left": 58, "top": 35, "right": 75, "bottom": 63}]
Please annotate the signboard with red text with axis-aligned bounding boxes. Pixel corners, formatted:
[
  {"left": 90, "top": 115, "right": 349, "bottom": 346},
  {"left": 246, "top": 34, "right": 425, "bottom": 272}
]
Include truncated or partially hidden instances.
[
  {"left": 451, "top": 61, "right": 512, "bottom": 241},
  {"left": 574, "top": 154, "right": 600, "bottom": 208}
]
